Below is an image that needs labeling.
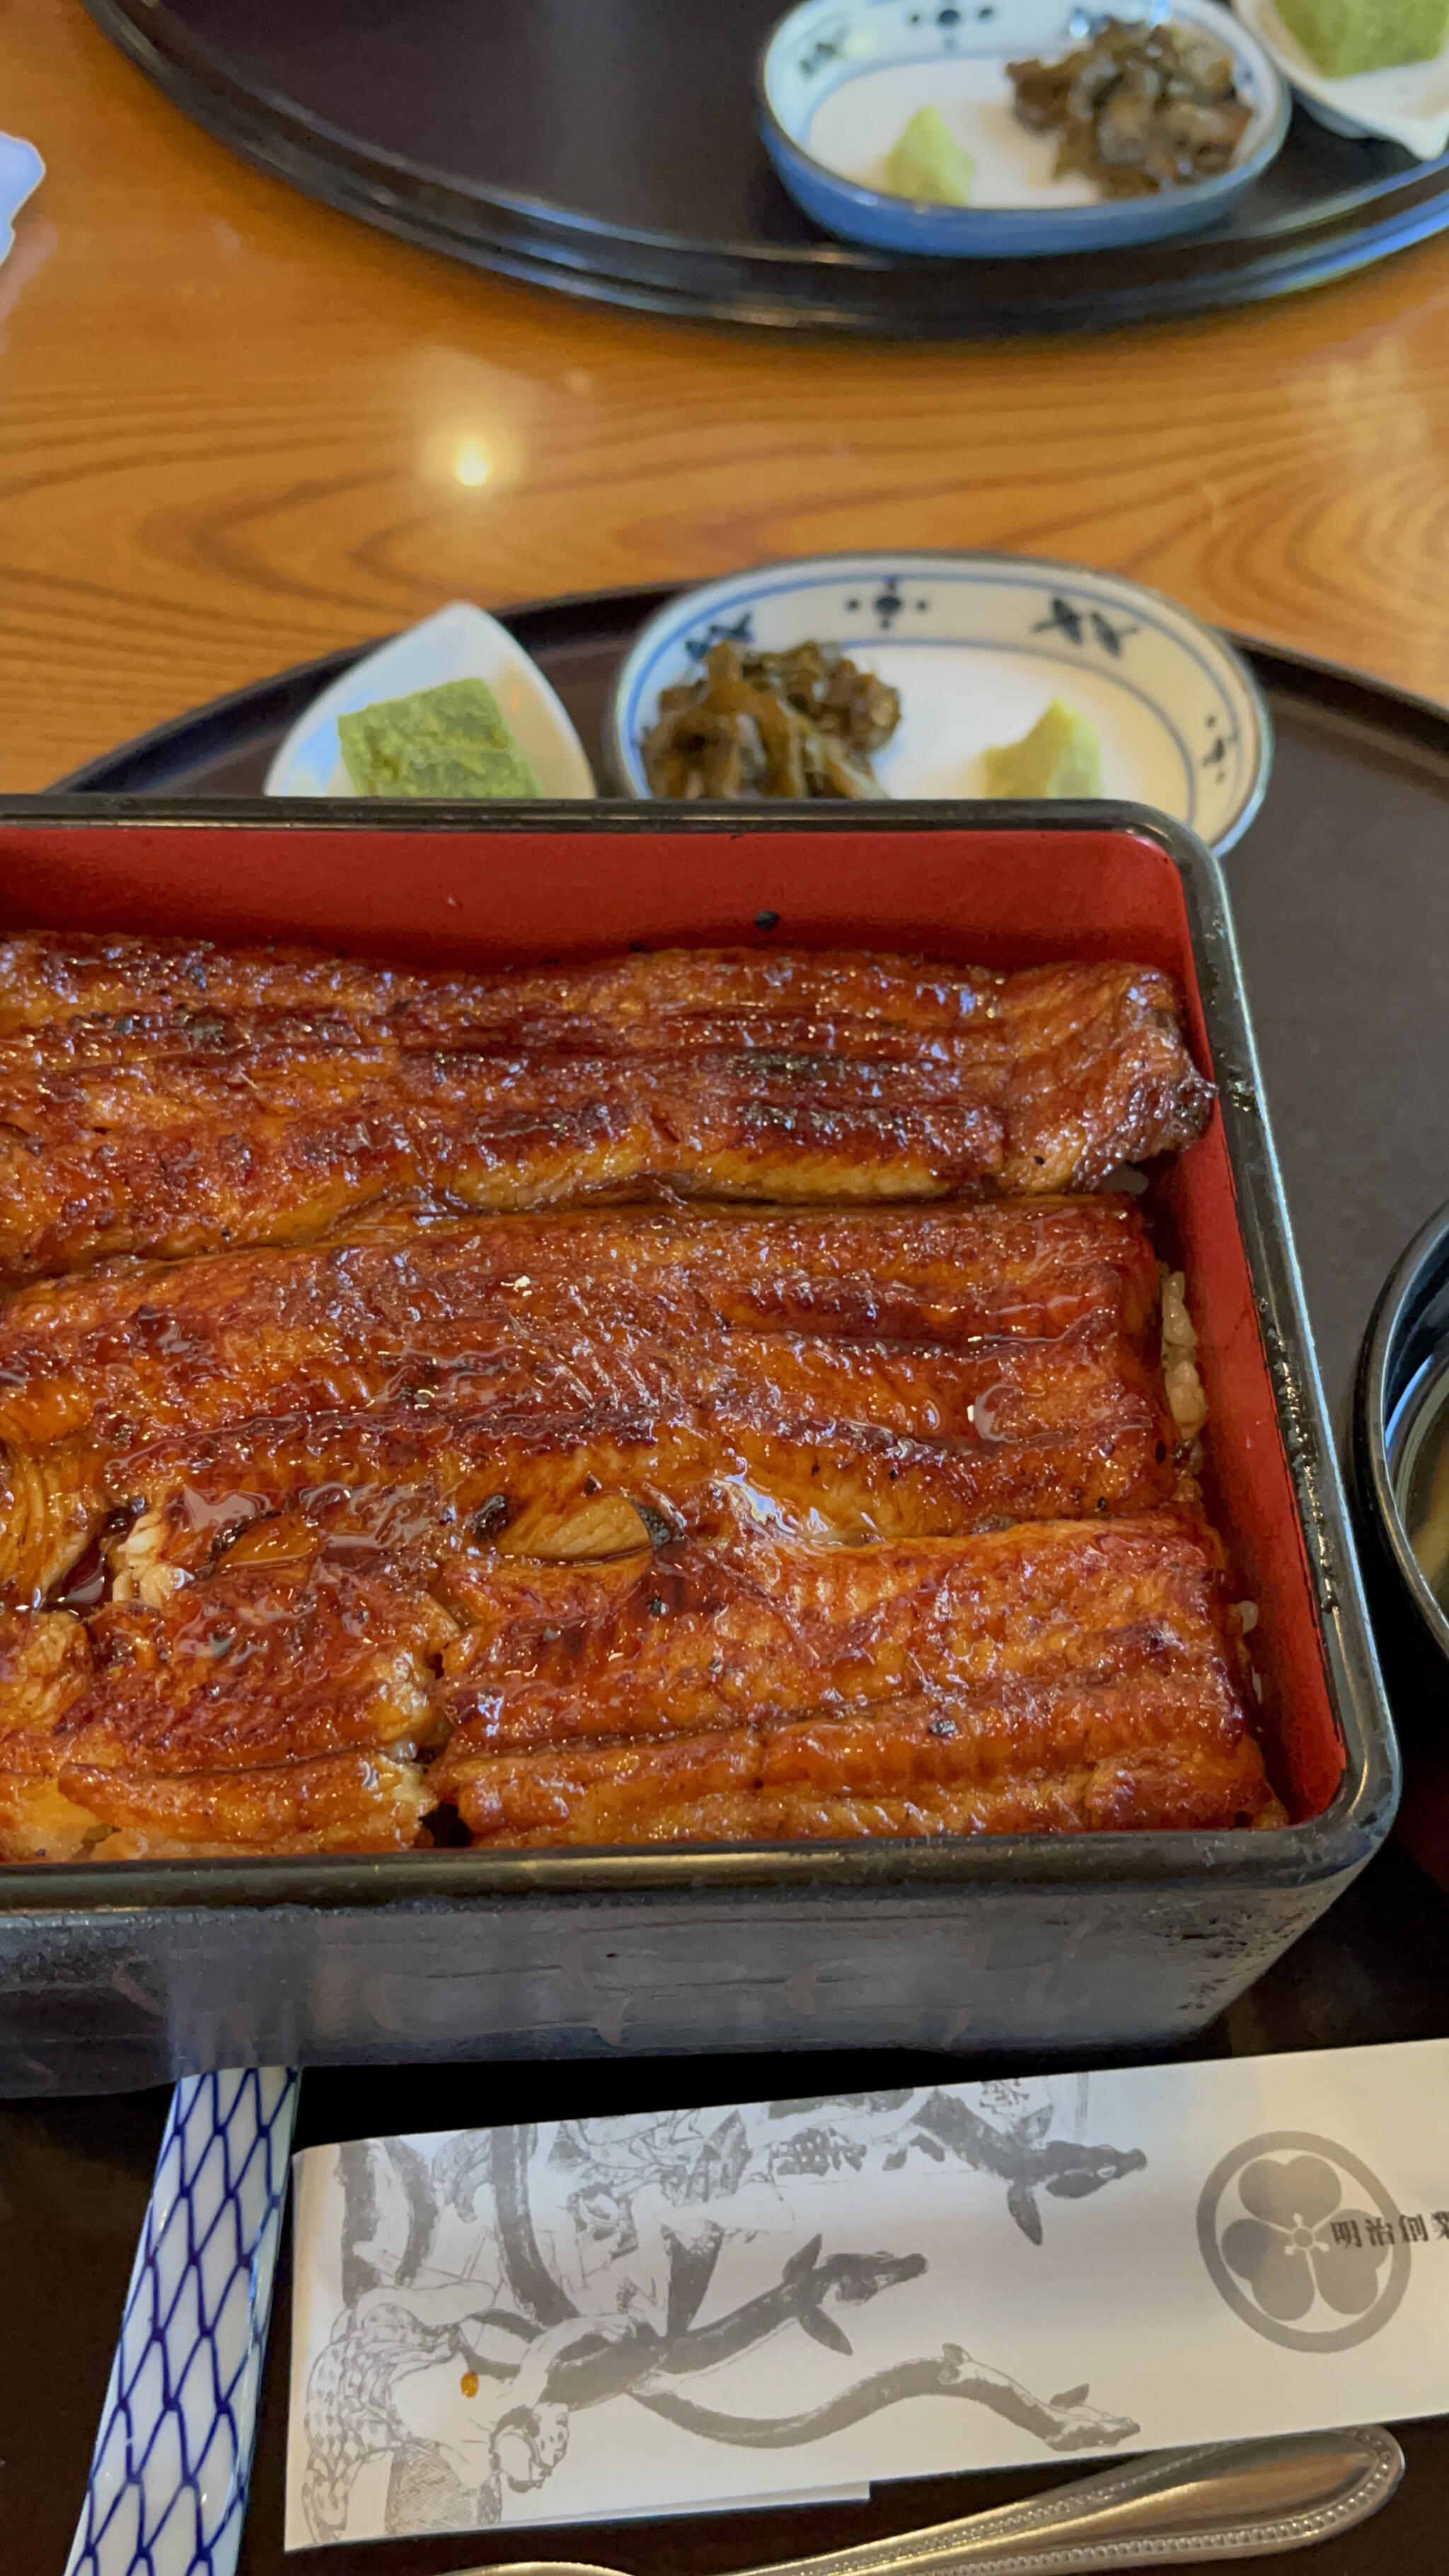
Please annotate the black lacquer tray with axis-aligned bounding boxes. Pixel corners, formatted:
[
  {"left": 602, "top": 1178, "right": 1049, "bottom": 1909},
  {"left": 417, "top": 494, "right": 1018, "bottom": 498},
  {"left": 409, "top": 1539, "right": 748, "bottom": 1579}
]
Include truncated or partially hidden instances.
[
  {"left": 82, "top": 0, "right": 1449, "bottom": 334},
  {"left": 14, "top": 587, "right": 1449, "bottom": 2572}
]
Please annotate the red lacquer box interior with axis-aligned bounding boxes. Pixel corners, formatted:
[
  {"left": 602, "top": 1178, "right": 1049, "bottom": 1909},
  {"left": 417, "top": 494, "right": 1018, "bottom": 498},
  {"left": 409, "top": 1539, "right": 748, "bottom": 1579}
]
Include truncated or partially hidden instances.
[{"left": 0, "top": 799, "right": 1399, "bottom": 2093}]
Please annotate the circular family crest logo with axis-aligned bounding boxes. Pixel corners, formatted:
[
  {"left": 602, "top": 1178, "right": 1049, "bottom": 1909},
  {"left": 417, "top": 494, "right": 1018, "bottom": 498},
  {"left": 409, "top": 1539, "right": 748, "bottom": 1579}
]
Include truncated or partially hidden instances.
[{"left": 1197, "top": 2130, "right": 1412, "bottom": 2352}]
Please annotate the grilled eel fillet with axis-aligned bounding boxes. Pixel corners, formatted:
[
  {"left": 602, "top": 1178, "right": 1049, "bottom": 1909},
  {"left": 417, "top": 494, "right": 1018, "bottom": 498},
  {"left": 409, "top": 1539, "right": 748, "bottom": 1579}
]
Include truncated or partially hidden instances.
[
  {"left": 0, "top": 1509, "right": 1273, "bottom": 1859},
  {"left": 0, "top": 1200, "right": 1177, "bottom": 1607},
  {"left": 0, "top": 937, "right": 1212, "bottom": 1280},
  {"left": 432, "top": 1508, "right": 1279, "bottom": 1841},
  {"left": 0, "top": 1565, "right": 449, "bottom": 1860}
]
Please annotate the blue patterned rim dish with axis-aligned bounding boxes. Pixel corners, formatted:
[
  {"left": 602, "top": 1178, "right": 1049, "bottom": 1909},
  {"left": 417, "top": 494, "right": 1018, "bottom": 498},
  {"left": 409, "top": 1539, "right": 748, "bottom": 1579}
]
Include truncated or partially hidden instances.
[
  {"left": 608, "top": 550, "right": 1273, "bottom": 854},
  {"left": 66, "top": 2069, "right": 299, "bottom": 2576},
  {"left": 757, "top": 0, "right": 1291, "bottom": 255}
]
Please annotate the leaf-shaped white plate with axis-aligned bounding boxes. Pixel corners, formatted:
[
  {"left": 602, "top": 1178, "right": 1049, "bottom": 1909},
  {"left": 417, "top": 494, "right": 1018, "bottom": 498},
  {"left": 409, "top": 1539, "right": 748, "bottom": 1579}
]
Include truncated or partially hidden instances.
[
  {"left": 1234, "top": 0, "right": 1449, "bottom": 154},
  {"left": 265, "top": 601, "right": 596, "bottom": 798}
]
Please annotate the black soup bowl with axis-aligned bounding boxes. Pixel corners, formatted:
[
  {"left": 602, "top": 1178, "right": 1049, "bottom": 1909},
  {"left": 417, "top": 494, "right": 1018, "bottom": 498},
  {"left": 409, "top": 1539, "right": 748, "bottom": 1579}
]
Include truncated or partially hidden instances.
[{"left": 1351, "top": 1196, "right": 1449, "bottom": 1890}]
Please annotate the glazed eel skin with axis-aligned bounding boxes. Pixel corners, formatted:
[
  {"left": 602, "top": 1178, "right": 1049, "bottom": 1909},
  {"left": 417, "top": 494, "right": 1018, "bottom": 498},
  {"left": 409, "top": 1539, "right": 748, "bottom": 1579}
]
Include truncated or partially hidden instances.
[
  {"left": 0, "top": 934, "right": 1265, "bottom": 1861},
  {"left": 0, "top": 937, "right": 1213, "bottom": 1281},
  {"left": 0, "top": 1566, "right": 448, "bottom": 1861},
  {"left": 0, "top": 1196, "right": 1173, "bottom": 1606},
  {"left": 432, "top": 1511, "right": 1278, "bottom": 1844},
  {"left": 0, "top": 1192, "right": 1261, "bottom": 1861},
  {"left": 0, "top": 1508, "right": 1276, "bottom": 1861}
]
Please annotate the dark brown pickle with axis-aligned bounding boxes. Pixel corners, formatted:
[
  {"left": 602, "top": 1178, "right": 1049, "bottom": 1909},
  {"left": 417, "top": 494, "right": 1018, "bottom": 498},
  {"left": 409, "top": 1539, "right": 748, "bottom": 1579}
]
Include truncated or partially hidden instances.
[
  {"left": 642, "top": 640, "right": 901, "bottom": 800},
  {"left": 1009, "top": 18, "right": 1252, "bottom": 199}
]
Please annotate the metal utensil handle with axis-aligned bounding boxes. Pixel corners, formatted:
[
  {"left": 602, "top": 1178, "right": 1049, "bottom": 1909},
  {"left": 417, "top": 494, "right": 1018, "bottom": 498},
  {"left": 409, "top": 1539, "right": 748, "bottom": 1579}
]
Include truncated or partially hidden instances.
[
  {"left": 455, "top": 2425, "right": 1403, "bottom": 2576},
  {"left": 724, "top": 2427, "right": 1406, "bottom": 2576},
  {"left": 66, "top": 2066, "right": 300, "bottom": 2576}
]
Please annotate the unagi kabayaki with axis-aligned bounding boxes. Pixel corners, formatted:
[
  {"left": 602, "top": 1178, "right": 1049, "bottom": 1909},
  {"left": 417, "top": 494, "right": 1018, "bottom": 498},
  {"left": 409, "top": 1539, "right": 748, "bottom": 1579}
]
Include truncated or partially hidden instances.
[
  {"left": 0, "top": 1508, "right": 1274, "bottom": 1860},
  {"left": 0, "top": 1563, "right": 450, "bottom": 1861},
  {"left": 0, "top": 931, "right": 1269, "bottom": 1865},
  {"left": 432, "top": 1508, "right": 1279, "bottom": 1842},
  {"left": 0, "top": 1199, "right": 1177, "bottom": 1607},
  {"left": 0, "top": 938, "right": 1212, "bottom": 1279}
]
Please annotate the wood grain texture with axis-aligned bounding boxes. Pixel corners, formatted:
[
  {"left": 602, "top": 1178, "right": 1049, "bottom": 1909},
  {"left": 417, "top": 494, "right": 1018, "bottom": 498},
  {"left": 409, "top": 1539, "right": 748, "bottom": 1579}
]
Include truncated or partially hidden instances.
[{"left": 4, "top": 0, "right": 1449, "bottom": 789}]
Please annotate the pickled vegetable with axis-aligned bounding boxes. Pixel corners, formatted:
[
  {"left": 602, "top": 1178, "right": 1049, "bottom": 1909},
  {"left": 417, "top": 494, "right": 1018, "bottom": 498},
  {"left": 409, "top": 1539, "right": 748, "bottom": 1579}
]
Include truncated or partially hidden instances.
[
  {"left": 642, "top": 640, "right": 900, "bottom": 799},
  {"left": 1010, "top": 18, "right": 1252, "bottom": 197}
]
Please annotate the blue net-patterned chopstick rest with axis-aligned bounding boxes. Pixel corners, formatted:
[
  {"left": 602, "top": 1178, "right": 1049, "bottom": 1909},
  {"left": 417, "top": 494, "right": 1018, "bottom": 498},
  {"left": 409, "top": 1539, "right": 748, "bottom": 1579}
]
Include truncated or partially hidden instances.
[{"left": 67, "top": 2067, "right": 299, "bottom": 2576}]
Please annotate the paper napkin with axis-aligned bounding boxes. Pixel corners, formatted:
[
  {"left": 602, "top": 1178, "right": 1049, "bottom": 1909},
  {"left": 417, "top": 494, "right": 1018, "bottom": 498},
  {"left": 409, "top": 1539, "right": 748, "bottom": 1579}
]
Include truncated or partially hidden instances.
[{"left": 288, "top": 2038, "right": 1449, "bottom": 2549}]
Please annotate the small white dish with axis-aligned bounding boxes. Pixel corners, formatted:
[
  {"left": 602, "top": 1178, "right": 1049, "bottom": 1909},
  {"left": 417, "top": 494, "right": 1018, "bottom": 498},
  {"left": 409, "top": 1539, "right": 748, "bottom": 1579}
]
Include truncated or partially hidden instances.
[
  {"left": 758, "top": 0, "right": 1291, "bottom": 257},
  {"left": 0, "top": 131, "right": 45, "bottom": 268},
  {"left": 1234, "top": 0, "right": 1449, "bottom": 156},
  {"left": 609, "top": 551, "right": 1271, "bottom": 855},
  {"left": 264, "top": 601, "right": 596, "bottom": 798}
]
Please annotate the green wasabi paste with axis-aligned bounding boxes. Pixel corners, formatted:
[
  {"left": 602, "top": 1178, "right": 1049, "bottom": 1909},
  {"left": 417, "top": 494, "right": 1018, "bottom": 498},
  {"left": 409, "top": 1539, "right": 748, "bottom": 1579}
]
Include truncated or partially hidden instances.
[
  {"left": 338, "top": 677, "right": 539, "bottom": 798},
  {"left": 983, "top": 701, "right": 1103, "bottom": 799},
  {"left": 884, "top": 107, "right": 975, "bottom": 207}
]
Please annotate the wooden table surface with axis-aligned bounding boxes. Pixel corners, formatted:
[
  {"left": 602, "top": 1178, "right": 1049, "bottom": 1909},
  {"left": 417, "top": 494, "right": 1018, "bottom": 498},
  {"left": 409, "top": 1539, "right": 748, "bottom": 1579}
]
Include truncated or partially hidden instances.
[{"left": 6, "top": 0, "right": 1449, "bottom": 790}]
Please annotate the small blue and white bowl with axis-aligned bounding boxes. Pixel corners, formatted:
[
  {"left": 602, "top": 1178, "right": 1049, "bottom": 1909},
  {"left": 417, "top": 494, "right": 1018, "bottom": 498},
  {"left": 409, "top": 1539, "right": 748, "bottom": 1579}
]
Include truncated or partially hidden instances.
[
  {"left": 758, "top": 0, "right": 1291, "bottom": 255},
  {"left": 609, "top": 550, "right": 1272, "bottom": 854}
]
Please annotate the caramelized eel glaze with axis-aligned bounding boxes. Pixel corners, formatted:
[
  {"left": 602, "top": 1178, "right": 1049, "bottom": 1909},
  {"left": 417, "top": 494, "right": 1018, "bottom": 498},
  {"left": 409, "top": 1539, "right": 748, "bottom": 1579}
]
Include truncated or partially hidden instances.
[{"left": 0, "top": 937, "right": 1273, "bottom": 1859}]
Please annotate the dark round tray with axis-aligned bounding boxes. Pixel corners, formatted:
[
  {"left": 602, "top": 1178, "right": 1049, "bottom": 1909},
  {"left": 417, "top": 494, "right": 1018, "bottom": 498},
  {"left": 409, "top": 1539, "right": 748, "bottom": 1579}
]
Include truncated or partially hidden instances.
[
  {"left": 18, "top": 594, "right": 1449, "bottom": 2574},
  {"left": 83, "top": 0, "right": 1449, "bottom": 335}
]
